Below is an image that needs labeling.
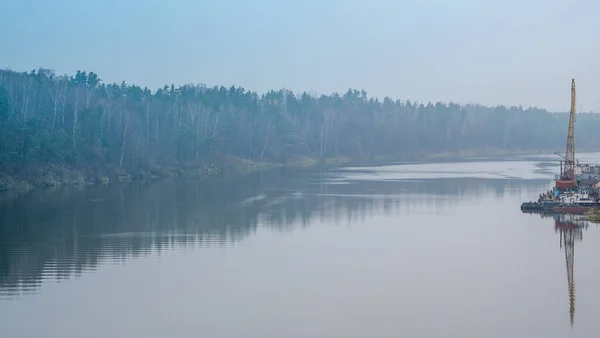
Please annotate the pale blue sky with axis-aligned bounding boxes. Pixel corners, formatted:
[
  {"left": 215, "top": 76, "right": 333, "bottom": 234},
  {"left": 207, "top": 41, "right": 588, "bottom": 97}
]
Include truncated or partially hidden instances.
[{"left": 1, "top": 0, "right": 599, "bottom": 111}]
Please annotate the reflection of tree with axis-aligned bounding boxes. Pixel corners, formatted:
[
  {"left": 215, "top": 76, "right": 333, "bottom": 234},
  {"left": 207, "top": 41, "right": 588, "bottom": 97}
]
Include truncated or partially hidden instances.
[{"left": 0, "top": 168, "right": 550, "bottom": 298}]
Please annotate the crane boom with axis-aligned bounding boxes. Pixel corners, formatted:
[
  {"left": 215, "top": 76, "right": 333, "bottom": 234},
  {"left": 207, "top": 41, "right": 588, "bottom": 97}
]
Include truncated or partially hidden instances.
[
  {"left": 557, "top": 78, "right": 577, "bottom": 191},
  {"left": 564, "top": 79, "right": 576, "bottom": 180}
]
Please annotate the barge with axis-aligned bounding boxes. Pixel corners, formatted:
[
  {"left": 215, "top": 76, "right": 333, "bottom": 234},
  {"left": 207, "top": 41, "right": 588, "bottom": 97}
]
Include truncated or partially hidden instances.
[
  {"left": 552, "top": 205, "right": 593, "bottom": 213},
  {"left": 521, "top": 200, "right": 561, "bottom": 211},
  {"left": 551, "top": 191, "right": 600, "bottom": 213},
  {"left": 521, "top": 189, "right": 600, "bottom": 214}
]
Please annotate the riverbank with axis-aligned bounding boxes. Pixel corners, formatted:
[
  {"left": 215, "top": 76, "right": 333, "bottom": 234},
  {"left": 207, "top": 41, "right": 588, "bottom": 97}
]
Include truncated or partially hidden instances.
[
  {"left": 587, "top": 208, "right": 600, "bottom": 223},
  {"left": 0, "top": 155, "right": 323, "bottom": 192},
  {"left": 0, "top": 148, "right": 558, "bottom": 192}
]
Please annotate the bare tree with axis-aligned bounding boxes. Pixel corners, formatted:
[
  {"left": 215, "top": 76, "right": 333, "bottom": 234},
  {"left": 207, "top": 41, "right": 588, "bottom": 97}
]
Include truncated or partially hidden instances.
[
  {"left": 120, "top": 111, "right": 134, "bottom": 167},
  {"left": 49, "top": 76, "right": 68, "bottom": 135}
]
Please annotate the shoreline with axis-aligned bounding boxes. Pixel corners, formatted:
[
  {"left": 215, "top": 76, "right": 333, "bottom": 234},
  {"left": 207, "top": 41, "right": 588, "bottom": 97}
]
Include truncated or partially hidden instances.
[{"left": 0, "top": 148, "right": 571, "bottom": 193}]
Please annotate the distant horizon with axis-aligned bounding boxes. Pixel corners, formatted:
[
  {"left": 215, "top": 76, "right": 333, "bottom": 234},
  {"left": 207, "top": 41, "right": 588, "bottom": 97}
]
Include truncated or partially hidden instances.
[
  {"left": 2, "top": 0, "right": 600, "bottom": 113},
  {"left": 3, "top": 66, "right": 595, "bottom": 114}
]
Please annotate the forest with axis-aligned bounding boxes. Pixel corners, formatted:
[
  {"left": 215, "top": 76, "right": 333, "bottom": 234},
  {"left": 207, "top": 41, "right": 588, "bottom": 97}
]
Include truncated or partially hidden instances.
[{"left": 1, "top": 68, "right": 600, "bottom": 190}]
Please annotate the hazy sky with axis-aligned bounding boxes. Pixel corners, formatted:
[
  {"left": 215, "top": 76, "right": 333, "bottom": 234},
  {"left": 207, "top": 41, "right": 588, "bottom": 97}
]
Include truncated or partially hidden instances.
[{"left": 1, "top": 0, "right": 599, "bottom": 112}]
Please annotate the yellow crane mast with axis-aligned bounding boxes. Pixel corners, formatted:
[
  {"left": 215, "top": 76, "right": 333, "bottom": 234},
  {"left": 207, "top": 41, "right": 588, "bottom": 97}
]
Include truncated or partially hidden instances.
[
  {"left": 565, "top": 79, "right": 576, "bottom": 177},
  {"left": 557, "top": 79, "right": 577, "bottom": 189}
]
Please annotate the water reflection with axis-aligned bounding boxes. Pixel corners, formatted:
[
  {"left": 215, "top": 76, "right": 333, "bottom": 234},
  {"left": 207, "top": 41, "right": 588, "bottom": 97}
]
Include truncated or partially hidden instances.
[
  {"left": 0, "top": 166, "right": 550, "bottom": 299},
  {"left": 527, "top": 211, "right": 590, "bottom": 328},
  {"left": 555, "top": 215, "right": 585, "bottom": 328}
]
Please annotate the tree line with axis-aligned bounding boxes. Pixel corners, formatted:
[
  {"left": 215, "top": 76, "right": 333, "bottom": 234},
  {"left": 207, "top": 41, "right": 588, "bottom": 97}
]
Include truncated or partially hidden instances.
[{"left": 1, "top": 68, "right": 600, "bottom": 186}]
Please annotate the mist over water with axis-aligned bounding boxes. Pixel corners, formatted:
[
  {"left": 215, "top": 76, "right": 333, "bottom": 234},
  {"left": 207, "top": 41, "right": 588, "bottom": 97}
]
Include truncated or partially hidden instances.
[{"left": 1, "top": 155, "right": 600, "bottom": 338}]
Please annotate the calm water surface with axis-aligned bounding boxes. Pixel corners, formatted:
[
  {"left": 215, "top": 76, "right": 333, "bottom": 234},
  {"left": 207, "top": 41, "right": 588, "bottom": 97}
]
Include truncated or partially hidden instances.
[{"left": 2, "top": 154, "right": 600, "bottom": 338}]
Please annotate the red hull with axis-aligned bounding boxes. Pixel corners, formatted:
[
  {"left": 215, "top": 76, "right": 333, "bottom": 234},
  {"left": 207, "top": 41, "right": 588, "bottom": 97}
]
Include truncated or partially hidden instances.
[
  {"left": 552, "top": 206, "right": 591, "bottom": 213},
  {"left": 555, "top": 180, "right": 577, "bottom": 190}
]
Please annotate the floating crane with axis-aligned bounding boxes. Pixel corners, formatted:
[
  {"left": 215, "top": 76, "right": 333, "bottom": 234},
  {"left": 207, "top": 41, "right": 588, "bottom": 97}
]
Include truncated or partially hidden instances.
[{"left": 556, "top": 79, "right": 577, "bottom": 190}]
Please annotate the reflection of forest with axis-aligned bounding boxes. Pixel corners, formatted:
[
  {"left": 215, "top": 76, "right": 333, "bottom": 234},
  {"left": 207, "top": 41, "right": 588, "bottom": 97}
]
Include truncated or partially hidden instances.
[{"left": 0, "top": 167, "right": 549, "bottom": 297}]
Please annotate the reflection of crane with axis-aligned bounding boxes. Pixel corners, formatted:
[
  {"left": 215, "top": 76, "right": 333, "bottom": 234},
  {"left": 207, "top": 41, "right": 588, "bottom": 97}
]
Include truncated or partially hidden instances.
[
  {"left": 556, "top": 79, "right": 577, "bottom": 190},
  {"left": 554, "top": 215, "right": 585, "bottom": 327}
]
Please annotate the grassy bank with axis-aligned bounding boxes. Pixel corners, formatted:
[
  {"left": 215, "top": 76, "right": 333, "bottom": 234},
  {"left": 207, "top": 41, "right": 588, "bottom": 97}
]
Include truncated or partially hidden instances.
[
  {"left": 0, "top": 156, "right": 318, "bottom": 192},
  {"left": 0, "top": 148, "right": 561, "bottom": 192},
  {"left": 0, "top": 163, "right": 223, "bottom": 191},
  {"left": 587, "top": 208, "right": 600, "bottom": 223}
]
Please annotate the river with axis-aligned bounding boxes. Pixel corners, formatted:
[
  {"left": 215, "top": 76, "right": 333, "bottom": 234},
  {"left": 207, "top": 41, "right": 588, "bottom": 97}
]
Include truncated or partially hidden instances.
[{"left": 1, "top": 154, "right": 600, "bottom": 338}]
